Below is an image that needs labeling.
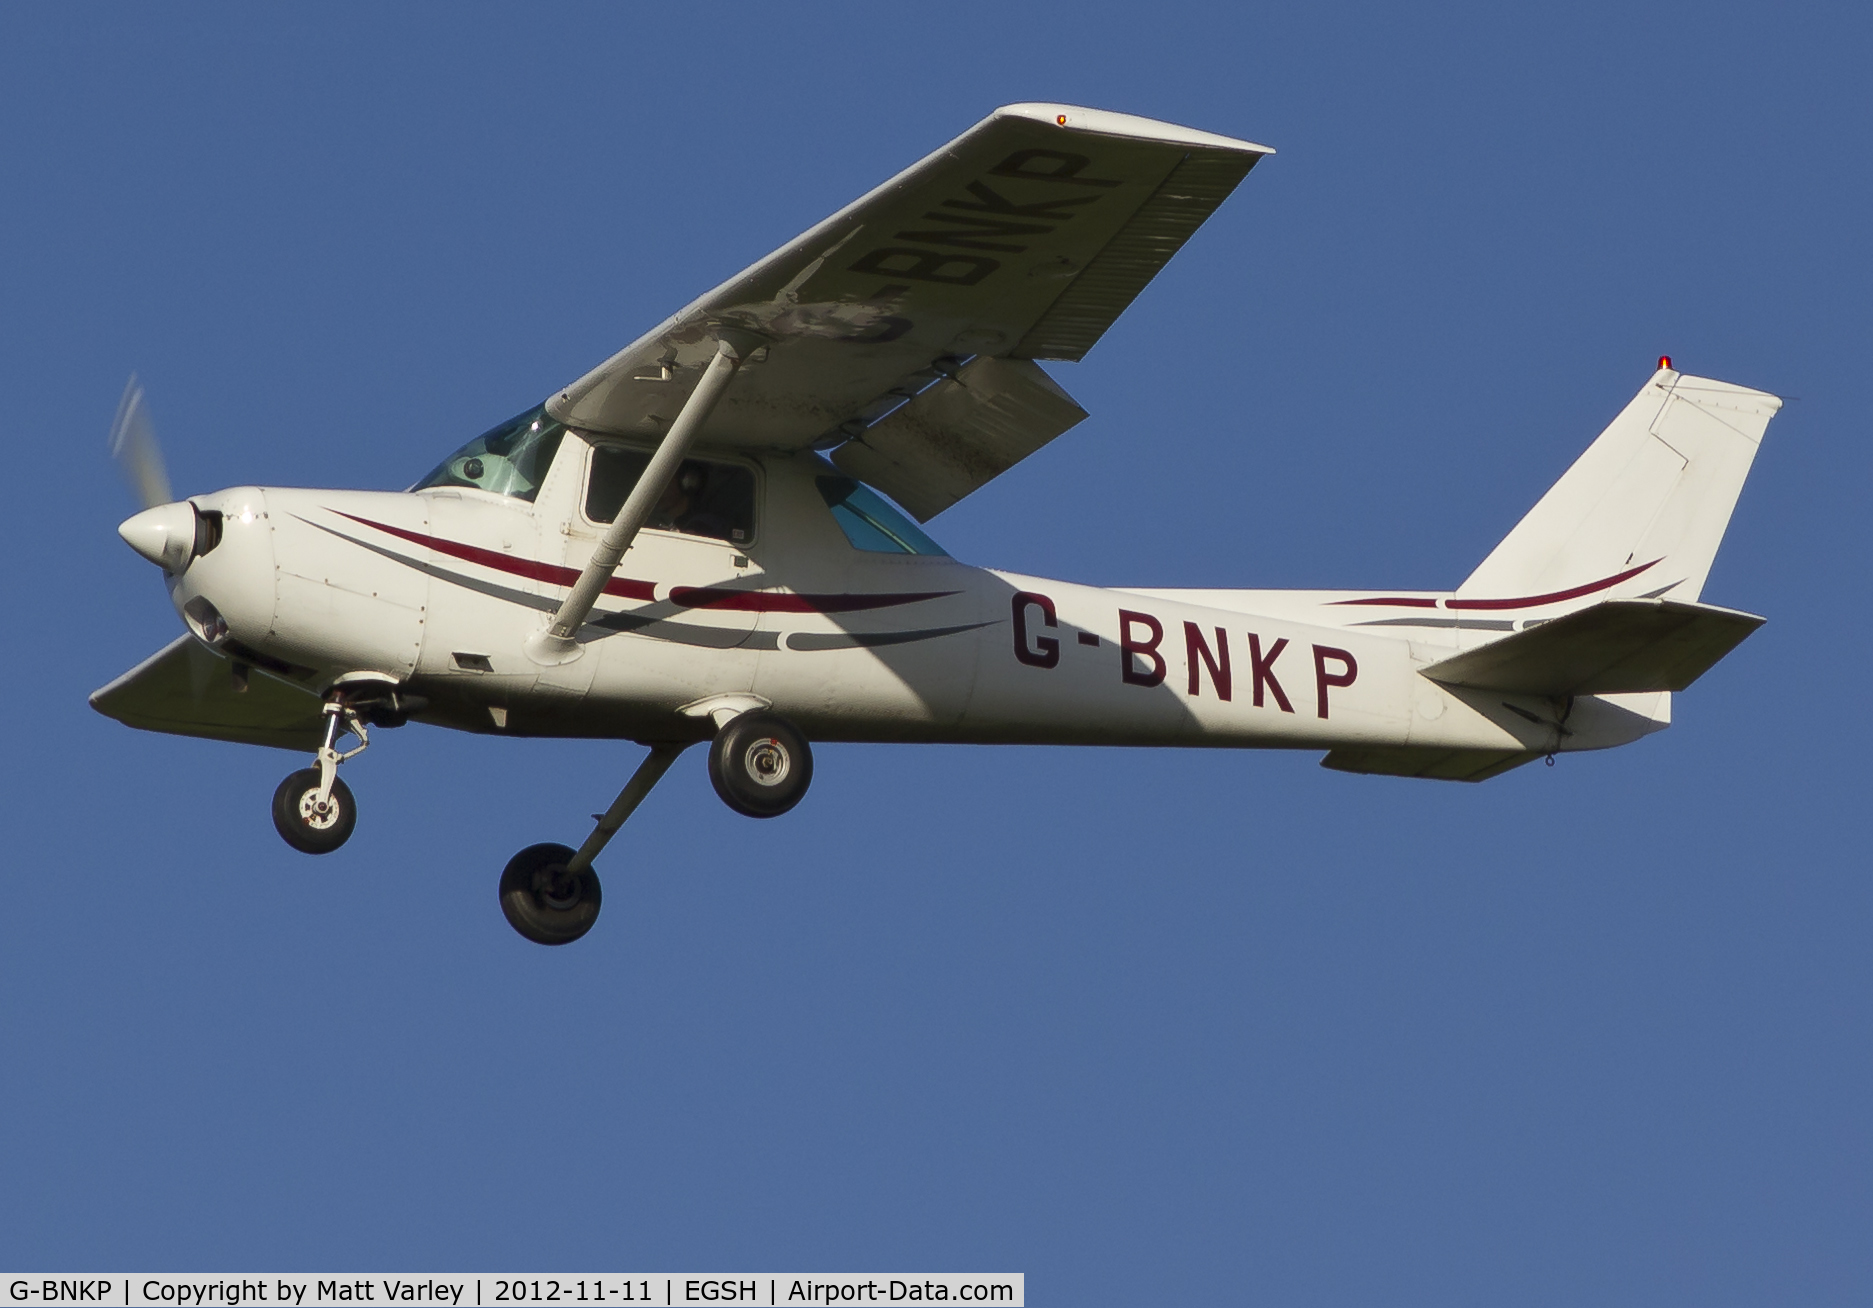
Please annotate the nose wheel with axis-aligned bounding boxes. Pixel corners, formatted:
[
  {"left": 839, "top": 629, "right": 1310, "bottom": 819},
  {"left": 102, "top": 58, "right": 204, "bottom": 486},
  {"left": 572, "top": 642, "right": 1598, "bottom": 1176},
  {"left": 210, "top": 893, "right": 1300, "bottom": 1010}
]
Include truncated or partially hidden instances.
[
  {"left": 272, "top": 769, "right": 357, "bottom": 853},
  {"left": 272, "top": 697, "right": 369, "bottom": 854}
]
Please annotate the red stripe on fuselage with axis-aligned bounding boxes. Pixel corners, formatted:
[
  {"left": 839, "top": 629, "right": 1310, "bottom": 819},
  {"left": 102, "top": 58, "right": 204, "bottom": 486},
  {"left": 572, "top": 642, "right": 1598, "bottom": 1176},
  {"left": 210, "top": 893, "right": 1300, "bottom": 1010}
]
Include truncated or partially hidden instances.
[
  {"left": 1328, "top": 596, "right": 1439, "bottom": 608},
  {"left": 1329, "top": 559, "right": 1662, "bottom": 611},
  {"left": 668, "top": 586, "right": 958, "bottom": 612},
  {"left": 333, "top": 512, "right": 956, "bottom": 613},
  {"left": 335, "top": 511, "right": 654, "bottom": 600}
]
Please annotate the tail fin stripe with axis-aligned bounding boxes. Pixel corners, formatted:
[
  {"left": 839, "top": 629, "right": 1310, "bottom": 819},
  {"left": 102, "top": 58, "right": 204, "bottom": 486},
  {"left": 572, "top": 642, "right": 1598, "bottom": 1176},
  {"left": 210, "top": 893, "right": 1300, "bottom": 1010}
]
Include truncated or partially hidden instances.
[{"left": 1443, "top": 558, "right": 1659, "bottom": 610}]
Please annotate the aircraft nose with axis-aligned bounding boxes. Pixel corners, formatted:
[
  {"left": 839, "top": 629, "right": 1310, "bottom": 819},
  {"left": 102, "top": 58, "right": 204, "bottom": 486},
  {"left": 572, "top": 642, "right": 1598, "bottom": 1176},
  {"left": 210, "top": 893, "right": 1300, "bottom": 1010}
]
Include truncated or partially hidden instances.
[{"left": 118, "top": 501, "right": 205, "bottom": 572}]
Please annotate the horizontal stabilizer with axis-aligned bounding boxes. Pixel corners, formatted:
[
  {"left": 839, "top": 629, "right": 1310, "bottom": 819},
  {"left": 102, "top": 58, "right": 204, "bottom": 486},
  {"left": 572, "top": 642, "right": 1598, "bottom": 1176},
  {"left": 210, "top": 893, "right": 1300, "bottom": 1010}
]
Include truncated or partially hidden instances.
[
  {"left": 1420, "top": 598, "right": 1763, "bottom": 697},
  {"left": 1321, "top": 747, "right": 1541, "bottom": 782},
  {"left": 832, "top": 357, "right": 1088, "bottom": 521},
  {"left": 90, "top": 635, "right": 327, "bottom": 751}
]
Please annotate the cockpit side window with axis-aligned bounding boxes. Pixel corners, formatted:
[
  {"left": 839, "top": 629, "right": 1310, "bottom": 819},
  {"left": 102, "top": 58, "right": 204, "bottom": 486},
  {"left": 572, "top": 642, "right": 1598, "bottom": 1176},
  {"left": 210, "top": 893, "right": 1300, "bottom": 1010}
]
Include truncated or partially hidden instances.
[
  {"left": 815, "top": 477, "right": 947, "bottom": 555},
  {"left": 585, "top": 446, "right": 757, "bottom": 546},
  {"left": 414, "top": 405, "right": 567, "bottom": 502}
]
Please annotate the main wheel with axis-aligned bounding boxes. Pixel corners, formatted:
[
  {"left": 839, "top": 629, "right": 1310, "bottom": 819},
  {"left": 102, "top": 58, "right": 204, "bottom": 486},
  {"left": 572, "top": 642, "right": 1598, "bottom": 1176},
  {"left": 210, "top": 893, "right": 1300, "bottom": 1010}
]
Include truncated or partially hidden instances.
[
  {"left": 499, "top": 843, "right": 602, "bottom": 945},
  {"left": 271, "top": 768, "right": 357, "bottom": 854},
  {"left": 708, "top": 711, "right": 813, "bottom": 818}
]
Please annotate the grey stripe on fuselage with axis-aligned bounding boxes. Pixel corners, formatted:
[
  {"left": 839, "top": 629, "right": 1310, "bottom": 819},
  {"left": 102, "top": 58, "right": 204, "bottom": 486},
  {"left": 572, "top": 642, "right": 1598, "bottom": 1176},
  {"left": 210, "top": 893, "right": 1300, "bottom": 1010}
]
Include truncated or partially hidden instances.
[{"left": 303, "top": 517, "right": 985, "bottom": 654}]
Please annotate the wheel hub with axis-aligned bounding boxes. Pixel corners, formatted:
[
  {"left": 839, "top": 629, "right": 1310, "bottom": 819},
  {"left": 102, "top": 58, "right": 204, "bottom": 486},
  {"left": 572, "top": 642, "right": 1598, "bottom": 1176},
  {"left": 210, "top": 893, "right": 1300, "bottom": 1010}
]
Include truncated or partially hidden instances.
[
  {"left": 745, "top": 738, "right": 790, "bottom": 787},
  {"left": 296, "top": 790, "right": 340, "bottom": 829},
  {"left": 534, "top": 863, "right": 582, "bottom": 911}
]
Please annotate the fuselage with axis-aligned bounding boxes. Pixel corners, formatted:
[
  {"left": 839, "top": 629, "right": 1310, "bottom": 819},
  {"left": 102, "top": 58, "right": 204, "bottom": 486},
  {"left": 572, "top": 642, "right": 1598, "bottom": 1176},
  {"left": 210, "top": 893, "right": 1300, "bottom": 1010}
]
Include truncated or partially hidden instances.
[{"left": 163, "top": 429, "right": 1664, "bottom": 760}]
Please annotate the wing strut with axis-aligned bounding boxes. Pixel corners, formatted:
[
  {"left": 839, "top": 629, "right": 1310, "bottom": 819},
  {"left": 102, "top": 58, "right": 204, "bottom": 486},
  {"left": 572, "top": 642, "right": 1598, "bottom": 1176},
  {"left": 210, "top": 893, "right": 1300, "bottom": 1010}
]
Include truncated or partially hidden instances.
[
  {"left": 565, "top": 741, "right": 692, "bottom": 876},
  {"left": 526, "top": 338, "right": 745, "bottom": 665}
]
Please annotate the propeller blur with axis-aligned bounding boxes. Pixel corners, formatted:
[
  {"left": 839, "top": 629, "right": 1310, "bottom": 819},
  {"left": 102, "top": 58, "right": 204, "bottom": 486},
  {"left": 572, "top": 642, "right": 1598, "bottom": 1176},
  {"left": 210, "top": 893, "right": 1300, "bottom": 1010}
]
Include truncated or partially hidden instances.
[{"left": 108, "top": 373, "right": 173, "bottom": 511}]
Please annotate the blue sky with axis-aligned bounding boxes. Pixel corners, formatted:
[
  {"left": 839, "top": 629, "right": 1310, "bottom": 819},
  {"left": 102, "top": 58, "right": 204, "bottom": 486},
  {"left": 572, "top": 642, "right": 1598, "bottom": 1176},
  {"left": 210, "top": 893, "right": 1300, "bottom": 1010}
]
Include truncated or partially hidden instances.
[{"left": 3, "top": 3, "right": 1868, "bottom": 1302}]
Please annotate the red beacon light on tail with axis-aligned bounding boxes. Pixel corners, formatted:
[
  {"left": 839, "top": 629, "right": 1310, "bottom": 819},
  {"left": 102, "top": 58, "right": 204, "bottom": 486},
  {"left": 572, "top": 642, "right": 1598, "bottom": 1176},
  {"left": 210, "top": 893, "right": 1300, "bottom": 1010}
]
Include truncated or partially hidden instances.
[{"left": 1659, "top": 355, "right": 1673, "bottom": 370}]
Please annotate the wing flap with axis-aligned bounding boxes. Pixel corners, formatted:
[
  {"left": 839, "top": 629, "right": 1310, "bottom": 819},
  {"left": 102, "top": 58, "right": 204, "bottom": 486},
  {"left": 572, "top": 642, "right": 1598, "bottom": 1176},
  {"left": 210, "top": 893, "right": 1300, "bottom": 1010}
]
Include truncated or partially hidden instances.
[
  {"left": 829, "top": 357, "right": 1088, "bottom": 521},
  {"left": 90, "top": 635, "right": 327, "bottom": 751},
  {"left": 1419, "top": 599, "right": 1764, "bottom": 697}
]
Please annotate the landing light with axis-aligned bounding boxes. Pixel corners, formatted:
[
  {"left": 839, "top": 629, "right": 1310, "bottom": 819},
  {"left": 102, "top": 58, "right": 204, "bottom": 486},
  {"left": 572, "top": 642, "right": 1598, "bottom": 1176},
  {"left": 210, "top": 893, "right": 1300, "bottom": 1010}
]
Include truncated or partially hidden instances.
[{"left": 183, "top": 596, "right": 229, "bottom": 646}]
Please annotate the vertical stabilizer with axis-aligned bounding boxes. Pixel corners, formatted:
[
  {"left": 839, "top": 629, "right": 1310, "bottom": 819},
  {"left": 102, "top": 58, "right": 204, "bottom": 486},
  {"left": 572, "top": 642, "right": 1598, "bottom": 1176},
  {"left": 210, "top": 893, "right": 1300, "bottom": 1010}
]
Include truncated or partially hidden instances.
[{"left": 1459, "top": 367, "right": 1780, "bottom": 603}]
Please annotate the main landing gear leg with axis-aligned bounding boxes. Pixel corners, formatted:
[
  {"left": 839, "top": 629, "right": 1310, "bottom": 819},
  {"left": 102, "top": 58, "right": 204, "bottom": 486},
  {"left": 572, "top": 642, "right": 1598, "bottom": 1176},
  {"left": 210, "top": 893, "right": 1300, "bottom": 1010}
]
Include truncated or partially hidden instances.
[
  {"left": 498, "top": 742, "right": 690, "bottom": 947},
  {"left": 272, "top": 700, "right": 369, "bottom": 855}
]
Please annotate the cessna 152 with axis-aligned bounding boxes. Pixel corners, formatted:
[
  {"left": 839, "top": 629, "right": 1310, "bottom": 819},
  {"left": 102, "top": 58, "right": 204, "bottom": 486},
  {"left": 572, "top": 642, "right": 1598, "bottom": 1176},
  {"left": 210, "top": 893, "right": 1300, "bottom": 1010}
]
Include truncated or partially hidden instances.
[{"left": 94, "top": 104, "right": 1780, "bottom": 945}]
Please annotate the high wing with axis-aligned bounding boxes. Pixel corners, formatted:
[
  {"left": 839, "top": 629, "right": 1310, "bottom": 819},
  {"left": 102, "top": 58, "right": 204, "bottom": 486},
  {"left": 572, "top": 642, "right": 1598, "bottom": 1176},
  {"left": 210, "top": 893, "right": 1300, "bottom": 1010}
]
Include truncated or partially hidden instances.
[
  {"left": 90, "top": 635, "right": 327, "bottom": 751},
  {"left": 548, "top": 103, "right": 1271, "bottom": 513}
]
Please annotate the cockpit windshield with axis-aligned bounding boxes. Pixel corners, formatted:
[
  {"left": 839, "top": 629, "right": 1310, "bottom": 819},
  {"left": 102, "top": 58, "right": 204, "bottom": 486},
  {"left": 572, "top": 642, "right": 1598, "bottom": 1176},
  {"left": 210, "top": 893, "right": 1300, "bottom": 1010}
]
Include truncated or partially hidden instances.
[{"left": 415, "top": 405, "right": 567, "bottom": 502}]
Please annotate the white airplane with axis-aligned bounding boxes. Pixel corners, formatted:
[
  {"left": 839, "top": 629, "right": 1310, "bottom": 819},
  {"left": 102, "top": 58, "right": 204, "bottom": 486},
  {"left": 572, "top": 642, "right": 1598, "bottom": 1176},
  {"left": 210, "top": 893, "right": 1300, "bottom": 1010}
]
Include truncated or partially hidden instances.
[{"left": 94, "top": 104, "right": 1781, "bottom": 945}]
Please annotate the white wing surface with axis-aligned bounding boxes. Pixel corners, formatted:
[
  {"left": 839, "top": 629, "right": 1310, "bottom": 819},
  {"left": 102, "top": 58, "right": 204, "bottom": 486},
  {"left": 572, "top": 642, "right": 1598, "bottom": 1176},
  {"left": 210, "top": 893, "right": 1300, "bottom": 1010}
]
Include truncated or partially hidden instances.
[
  {"left": 548, "top": 105, "right": 1272, "bottom": 488},
  {"left": 90, "top": 636, "right": 327, "bottom": 751}
]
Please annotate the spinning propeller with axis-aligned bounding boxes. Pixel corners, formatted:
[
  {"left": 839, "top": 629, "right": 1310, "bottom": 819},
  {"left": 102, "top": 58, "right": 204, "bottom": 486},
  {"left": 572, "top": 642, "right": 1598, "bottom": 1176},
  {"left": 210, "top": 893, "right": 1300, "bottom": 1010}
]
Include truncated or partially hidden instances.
[
  {"left": 109, "top": 374, "right": 216, "bottom": 572},
  {"left": 109, "top": 374, "right": 172, "bottom": 510}
]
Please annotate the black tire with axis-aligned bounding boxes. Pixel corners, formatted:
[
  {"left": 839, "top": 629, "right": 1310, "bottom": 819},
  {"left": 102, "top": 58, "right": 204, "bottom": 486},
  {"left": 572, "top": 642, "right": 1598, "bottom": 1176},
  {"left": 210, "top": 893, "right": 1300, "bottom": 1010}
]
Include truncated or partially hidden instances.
[
  {"left": 708, "top": 711, "right": 813, "bottom": 818},
  {"left": 271, "top": 768, "right": 357, "bottom": 854},
  {"left": 499, "top": 843, "right": 602, "bottom": 946}
]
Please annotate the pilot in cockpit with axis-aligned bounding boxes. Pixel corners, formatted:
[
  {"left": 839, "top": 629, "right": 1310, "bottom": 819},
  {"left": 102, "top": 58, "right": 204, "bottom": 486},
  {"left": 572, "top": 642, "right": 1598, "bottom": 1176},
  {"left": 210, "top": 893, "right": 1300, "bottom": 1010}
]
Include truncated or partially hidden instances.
[{"left": 655, "top": 462, "right": 730, "bottom": 539}]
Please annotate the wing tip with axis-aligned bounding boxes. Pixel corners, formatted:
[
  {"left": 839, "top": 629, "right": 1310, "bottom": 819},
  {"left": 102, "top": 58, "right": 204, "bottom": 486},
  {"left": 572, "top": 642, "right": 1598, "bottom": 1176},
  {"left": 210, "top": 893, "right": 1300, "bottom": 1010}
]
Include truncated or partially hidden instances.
[{"left": 991, "top": 103, "right": 1275, "bottom": 156}]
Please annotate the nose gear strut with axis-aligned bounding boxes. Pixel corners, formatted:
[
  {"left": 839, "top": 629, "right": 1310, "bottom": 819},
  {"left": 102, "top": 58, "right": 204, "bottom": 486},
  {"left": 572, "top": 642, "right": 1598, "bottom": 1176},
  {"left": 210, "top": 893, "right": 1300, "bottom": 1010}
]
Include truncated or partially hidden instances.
[{"left": 314, "top": 699, "right": 370, "bottom": 809}]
